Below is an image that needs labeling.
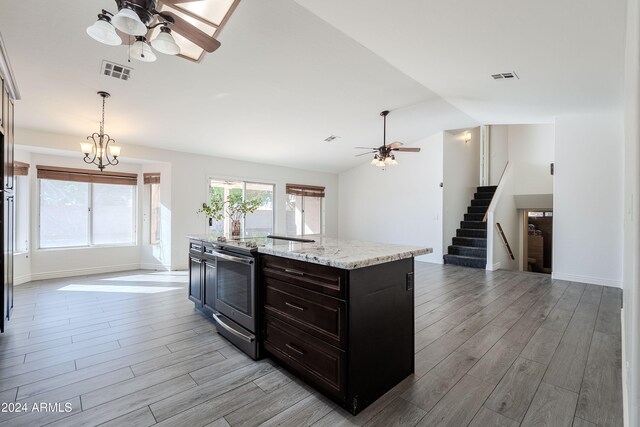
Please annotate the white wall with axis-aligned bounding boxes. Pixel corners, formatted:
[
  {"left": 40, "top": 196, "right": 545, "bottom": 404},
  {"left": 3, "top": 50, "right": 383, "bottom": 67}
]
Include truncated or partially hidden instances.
[
  {"left": 489, "top": 125, "right": 509, "bottom": 185},
  {"left": 554, "top": 113, "right": 624, "bottom": 287},
  {"left": 508, "top": 124, "right": 555, "bottom": 195},
  {"left": 338, "top": 132, "right": 444, "bottom": 263},
  {"left": 442, "top": 128, "right": 480, "bottom": 255},
  {"left": 486, "top": 163, "right": 519, "bottom": 271},
  {"left": 623, "top": 0, "right": 640, "bottom": 424},
  {"left": 14, "top": 149, "right": 31, "bottom": 285},
  {"left": 16, "top": 127, "right": 339, "bottom": 278}
]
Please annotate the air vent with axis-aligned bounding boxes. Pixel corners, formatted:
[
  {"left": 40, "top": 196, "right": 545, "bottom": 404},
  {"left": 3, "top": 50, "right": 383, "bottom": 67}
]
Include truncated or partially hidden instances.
[
  {"left": 101, "top": 60, "right": 133, "bottom": 81},
  {"left": 492, "top": 71, "right": 519, "bottom": 80},
  {"left": 324, "top": 135, "right": 340, "bottom": 143}
]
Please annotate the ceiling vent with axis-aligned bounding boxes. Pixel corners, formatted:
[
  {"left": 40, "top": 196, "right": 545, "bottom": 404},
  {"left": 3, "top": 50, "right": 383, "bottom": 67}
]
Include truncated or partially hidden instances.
[
  {"left": 491, "top": 71, "right": 519, "bottom": 80},
  {"left": 101, "top": 60, "right": 133, "bottom": 81},
  {"left": 324, "top": 135, "right": 340, "bottom": 143}
]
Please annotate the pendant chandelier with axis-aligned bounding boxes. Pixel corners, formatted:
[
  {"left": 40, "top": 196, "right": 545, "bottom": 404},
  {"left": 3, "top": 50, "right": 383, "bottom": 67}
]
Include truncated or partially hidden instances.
[{"left": 80, "top": 92, "right": 121, "bottom": 171}]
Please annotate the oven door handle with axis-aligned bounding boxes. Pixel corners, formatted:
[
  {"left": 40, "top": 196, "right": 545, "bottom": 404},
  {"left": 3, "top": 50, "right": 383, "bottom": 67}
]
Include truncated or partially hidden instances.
[
  {"left": 212, "top": 313, "right": 255, "bottom": 343},
  {"left": 211, "top": 250, "right": 254, "bottom": 265}
]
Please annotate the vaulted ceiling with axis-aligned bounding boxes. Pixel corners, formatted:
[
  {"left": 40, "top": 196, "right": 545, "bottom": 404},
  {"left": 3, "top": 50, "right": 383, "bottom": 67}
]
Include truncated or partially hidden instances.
[{"left": 0, "top": 0, "right": 626, "bottom": 173}]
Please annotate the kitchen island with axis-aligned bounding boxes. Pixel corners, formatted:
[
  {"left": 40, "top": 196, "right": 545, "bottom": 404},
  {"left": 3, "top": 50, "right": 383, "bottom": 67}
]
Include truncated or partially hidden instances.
[{"left": 187, "top": 235, "right": 431, "bottom": 415}]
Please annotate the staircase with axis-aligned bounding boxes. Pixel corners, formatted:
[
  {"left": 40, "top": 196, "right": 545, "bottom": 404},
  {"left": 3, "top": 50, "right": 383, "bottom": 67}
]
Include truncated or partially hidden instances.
[{"left": 443, "top": 185, "right": 497, "bottom": 269}]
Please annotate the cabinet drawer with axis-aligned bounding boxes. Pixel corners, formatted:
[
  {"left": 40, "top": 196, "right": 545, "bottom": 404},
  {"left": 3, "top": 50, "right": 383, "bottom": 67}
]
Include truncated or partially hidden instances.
[
  {"left": 264, "top": 276, "right": 345, "bottom": 348},
  {"left": 261, "top": 254, "right": 346, "bottom": 299},
  {"left": 264, "top": 316, "right": 345, "bottom": 400},
  {"left": 189, "top": 240, "right": 204, "bottom": 256}
]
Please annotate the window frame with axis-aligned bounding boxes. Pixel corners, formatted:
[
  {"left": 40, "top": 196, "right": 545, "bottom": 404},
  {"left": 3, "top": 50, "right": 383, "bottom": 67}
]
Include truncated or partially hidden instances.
[
  {"left": 206, "top": 176, "right": 276, "bottom": 237},
  {"left": 286, "top": 193, "right": 324, "bottom": 237},
  {"left": 37, "top": 178, "right": 138, "bottom": 250}
]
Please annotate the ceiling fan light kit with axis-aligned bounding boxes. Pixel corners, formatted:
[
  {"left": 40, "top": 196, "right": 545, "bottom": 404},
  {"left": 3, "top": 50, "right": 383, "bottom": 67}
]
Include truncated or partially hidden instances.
[
  {"left": 357, "top": 110, "right": 421, "bottom": 168},
  {"left": 86, "top": 1, "right": 239, "bottom": 63}
]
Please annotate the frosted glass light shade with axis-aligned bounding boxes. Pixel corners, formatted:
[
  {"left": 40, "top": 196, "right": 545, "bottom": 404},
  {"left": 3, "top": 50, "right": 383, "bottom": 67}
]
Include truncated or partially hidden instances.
[
  {"left": 86, "top": 19, "right": 122, "bottom": 46},
  {"left": 131, "top": 40, "right": 157, "bottom": 62},
  {"left": 80, "top": 142, "right": 94, "bottom": 155},
  {"left": 109, "top": 145, "right": 122, "bottom": 157},
  {"left": 111, "top": 8, "right": 147, "bottom": 36},
  {"left": 151, "top": 30, "right": 180, "bottom": 55}
]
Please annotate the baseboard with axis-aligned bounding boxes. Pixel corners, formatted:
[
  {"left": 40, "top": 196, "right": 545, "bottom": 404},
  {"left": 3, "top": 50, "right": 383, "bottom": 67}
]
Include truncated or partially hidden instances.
[
  {"left": 14, "top": 274, "right": 32, "bottom": 286},
  {"left": 29, "top": 263, "right": 142, "bottom": 282},
  {"left": 622, "top": 308, "right": 629, "bottom": 427},
  {"left": 486, "top": 262, "right": 501, "bottom": 271},
  {"left": 551, "top": 272, "right": 622, "bottom": 288},
  {"left": 139, "top": 263, "right": 171, "bottom": 271},
  {"left": 415, "top": 257, "right": 443, "bottom": 265}
]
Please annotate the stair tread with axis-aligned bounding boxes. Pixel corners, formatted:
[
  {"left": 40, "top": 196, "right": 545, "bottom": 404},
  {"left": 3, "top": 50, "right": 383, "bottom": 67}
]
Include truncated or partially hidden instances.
[{"left": 444, "top": 254, "right": 486, "bottom": 260}]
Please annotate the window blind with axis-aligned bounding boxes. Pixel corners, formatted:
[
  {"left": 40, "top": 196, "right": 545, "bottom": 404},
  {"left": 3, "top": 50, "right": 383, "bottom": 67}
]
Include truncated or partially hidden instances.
[
  {"left": 285, "top": 183, "right": 325, "bottom": 198},
  {"left": 14, "top": 161, "right": 29, "bottom": 176},
  {"left": 36, "top": 165, "right": 138, "bottom": 186},
  {"left": 143, "top": 172, "right": 161, "bottom": 184}
]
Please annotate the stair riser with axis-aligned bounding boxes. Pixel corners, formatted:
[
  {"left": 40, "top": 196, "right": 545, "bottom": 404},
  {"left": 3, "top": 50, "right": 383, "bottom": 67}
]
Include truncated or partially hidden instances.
[
  {"left": 444, "top": 255, "right": 486, "bottom": 269},
  {"left": 448, "top": 246, "right": 487, "bottom": 257},
  {"left": 453, "top": 237, "right": 487, "bottom": 248},
  {"left": 464, "top": 213, "right": 485, "bottom": 221},
  {"left": 456, "top": 229, "right": 487, "bottom": 238},
  {"left": 467, "top": 206, "right": 488, "bottom": 214},
  {"left": 477, "top": 186, "right": 497, "bottom": 193},
  {"left": 471, "top": 199, "right": 491, "bottom": 207},
  {"left": 460, "top": 221, "right": 486, "bottom": 230},
  {"left": 474, "top": 192, "right": 494, "bottom": 200}
]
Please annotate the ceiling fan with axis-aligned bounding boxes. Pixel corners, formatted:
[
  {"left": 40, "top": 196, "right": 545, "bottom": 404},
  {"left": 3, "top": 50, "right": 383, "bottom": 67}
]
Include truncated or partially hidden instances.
[
  {"left": 356, "top": 110, "right": 421, "bottom": 167},
  {"left": 87, "top": 0, "right": 239, "bottom": 62}
]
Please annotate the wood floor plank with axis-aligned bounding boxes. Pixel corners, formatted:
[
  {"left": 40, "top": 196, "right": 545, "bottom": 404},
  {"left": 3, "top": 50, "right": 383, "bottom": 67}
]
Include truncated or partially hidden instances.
[
  {"left": 258, "top": 393, "right": 334, "bottom": 427},
  {"left": 521, "top": 382, "right": 578, "bottom": 427},
  {"left": 253, "top": 368, "right": 294, "bottom": 394},
  {"left": 414, "top": 333, "right": 465, "bottom": 378},
  {"left": 416, "top": 374, "right": 494, "bottom": 427},
  {"left": 0, "top": 361, "right": 76, "bottom": 393},
  {"left": 98, "top": 407, "right": 157, "bottom": 427},
  {"left": 456, "top": 324, "right": 509, "bottom": 359},
  {"left": 223, "top": 381, "right": 311, "bottom": 427},
  {"left": 540, "top": 307, "right": 574, "bottom": 332},
  {"left": 542, "top": 341, "right": 590, "bottom": 393},
  {"left": 484, "top": 357, "right": 546, "bottom": 422},
  {"left": 519, "top": 326, "right": 564, "bottom": 365},
  {"left": 575, "top": 331, "right": 623, "bottom": 426},
  {"left": 402, "top": 351, "right": 478, "bottom": 412},
  {"left": 468, "top": 406, "right": 518, "bottom": 427},
  {"left": 467, "top": 338, "right": 524, "bottom": 385},
  {"left": 363, "top": 397, "right": 426, "bottom": 427}
]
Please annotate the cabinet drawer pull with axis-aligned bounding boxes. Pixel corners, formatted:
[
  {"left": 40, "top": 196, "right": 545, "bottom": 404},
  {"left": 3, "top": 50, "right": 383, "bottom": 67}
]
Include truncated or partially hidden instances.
[
  {"left": 284, "top": 268, "right": 305, "bottom": 276},
  {"left": 285, "top": 302, "right": 305, "bottom": 311},
  {"left": 191, "top": 258, "right": 202, "bottom": 264},
  {"left": 285, "top": 343, "right": 305, "bottom": 356}
]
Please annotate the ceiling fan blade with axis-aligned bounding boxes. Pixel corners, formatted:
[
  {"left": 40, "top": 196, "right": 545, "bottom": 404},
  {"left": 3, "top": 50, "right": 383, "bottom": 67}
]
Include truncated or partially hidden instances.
[
  {"left": 393, "top": 147, "right": 421, "bottom": 152},
  {"left": 160, "top": 10, "right": 221, "bottom": 52},
  {"left": 355, "top": 151, "right": 377, "bottom": 157},
  {"left": 387, "top": 141, "right": 403, "bottom": 149},
  {"left": 354, "top": 147, "right": 378, "bottom": 150}
]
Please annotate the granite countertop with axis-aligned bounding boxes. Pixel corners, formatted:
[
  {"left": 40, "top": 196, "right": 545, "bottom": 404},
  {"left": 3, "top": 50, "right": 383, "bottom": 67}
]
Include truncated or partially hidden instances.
[{"left": 258, "top": 237, "right": 431, "bottom": 269}]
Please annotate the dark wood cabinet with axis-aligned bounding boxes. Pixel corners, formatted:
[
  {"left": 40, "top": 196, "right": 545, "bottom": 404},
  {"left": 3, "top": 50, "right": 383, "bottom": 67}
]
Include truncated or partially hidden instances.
[
  {"left": 188, "top": 256, "right": 203, "bottom": 305},
  {"left": 203, "top": 258, "right": 216, "bottom": 312},
  {"left": 0, "top": 49, "right": 16, "bottom": 333},
  {"left": 188, "top": 240, "right": 217, "bottom": 316},
  {"left": 260, "top": 254, "right": 415, "bottom": 415}
]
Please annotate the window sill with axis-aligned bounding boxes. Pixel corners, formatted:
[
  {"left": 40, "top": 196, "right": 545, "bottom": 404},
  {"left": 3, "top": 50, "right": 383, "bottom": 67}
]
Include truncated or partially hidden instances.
[{"left": 36, "top": 243, "right": 139, "bottom": 252}]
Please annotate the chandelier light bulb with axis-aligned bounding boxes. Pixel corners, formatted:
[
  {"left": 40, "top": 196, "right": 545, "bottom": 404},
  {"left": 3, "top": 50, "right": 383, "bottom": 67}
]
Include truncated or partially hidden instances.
[
  {"left": 80, "top": 142, "right": 94, "bottom": 155},
  {"left": 109, "top": 145, "right": 122, "bottom": 158},
  {"left": 151, "top": 27, "right": 180, "bottom": 55},
  {"left": 86, "top": 16, "right": 122, "bottom": 46},
  {"left": 131, "top": 39, "right": 157, "bottom": 62},
  {"left": 111, "top": 7, "right": 147, "bottom": 36}
]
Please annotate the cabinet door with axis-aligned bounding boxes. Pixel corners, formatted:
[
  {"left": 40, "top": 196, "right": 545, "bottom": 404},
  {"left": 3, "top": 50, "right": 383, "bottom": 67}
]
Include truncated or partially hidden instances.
[
  {"left": 203, "top": 259, "right": 216, "bottom": 312},
  {"left": 5, "top": 98, "right": 12, "bottom": 191},
  {"left": 188, "top": 257, "right": 203, "bottom": 305},
  {"left": 6, "top": 195, "right": 12, "bottom": 319},
  {"left": 0, "top": 74, "right": 4, "bottom": 131}
]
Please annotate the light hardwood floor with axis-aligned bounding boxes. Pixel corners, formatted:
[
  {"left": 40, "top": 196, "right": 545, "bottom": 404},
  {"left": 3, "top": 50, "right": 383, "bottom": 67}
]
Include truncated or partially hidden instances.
[{"left": 0, "top": 264, "right": 622, "bottom": 426}]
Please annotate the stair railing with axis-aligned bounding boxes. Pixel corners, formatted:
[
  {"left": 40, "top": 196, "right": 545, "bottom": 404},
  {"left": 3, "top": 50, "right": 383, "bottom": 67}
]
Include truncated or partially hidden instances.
[{"left": 495, "top": 222, "right": 515, "bottom": 260}]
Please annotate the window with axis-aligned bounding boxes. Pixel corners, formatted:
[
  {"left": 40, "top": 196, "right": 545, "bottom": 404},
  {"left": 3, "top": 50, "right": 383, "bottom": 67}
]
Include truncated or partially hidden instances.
[
  {"left": 37, "top": 166, "right": 137, "bottom": 249},
  {"left": 144, "top": 173, "right": 161, "bottom": 244},
  {"left": 285, "top": 184, "right": 325, "bottom": 236},
  {"left": 207, "top": 179, "right": 274, "bottom": 237}
]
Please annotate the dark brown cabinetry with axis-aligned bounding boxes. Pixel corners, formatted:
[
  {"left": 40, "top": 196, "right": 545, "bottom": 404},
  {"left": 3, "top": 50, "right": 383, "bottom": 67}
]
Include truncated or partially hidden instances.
[
  {"left": 260, "top": 254, "right": 415, "bottom": 415},
  {"left": 187, "top": 240, "right": 217, "bottom": 316},
  {"left": 0, "top": 38, "right": 17, "bottom": 333}
]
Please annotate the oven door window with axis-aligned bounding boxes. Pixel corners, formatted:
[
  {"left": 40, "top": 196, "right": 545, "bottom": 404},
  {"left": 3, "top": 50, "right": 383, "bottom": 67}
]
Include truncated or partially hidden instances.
[{"left": 216, "top": 258, "right": 252, "bottom": 317}]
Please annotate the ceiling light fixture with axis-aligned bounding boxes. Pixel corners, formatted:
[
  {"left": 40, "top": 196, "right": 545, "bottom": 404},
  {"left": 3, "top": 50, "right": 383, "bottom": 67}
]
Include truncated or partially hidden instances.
[
  {"left": 356, "top": 110, "right": 421, "bottom": 168},
  {"left": 86, "top": 1, "right": 241, "bottom": 63},
  {"left": 81, "top": 91, "right": 121, "bottom": 171}
]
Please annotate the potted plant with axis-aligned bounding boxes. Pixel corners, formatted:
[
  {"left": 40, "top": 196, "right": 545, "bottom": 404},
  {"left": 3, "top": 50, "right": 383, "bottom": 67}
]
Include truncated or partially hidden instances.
[
  {"left": 225, "top": 192, "right": 263, "bottom": 238},
  {"left": 198, "top": 189, "right": 264, "bottom": 238}
]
